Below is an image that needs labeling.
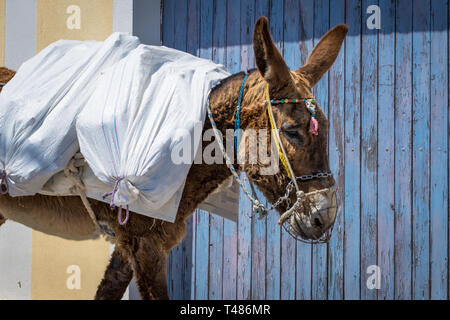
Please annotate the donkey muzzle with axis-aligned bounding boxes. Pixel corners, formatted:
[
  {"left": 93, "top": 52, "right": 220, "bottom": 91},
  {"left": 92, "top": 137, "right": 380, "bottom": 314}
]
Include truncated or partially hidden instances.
[{"left": 289, "top": 187, "right": 337, "bottom": 240}]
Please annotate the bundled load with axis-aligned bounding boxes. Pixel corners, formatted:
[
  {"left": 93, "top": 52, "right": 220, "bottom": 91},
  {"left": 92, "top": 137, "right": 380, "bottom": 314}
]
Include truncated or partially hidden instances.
[
  {"left": 0, "top": 33, "right": 139, "bottom": 196},
  {"left": 0, "top": 33, "right": 230, "bottom": 223},
  {"left": 76, "top": 45, "right": 229, "bottom": 222}
]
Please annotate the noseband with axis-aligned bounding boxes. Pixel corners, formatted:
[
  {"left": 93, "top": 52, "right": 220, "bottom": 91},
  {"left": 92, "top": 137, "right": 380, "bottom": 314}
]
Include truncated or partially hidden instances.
[{"left": 206, "top": 72, "right": 335, "bottom": 244}]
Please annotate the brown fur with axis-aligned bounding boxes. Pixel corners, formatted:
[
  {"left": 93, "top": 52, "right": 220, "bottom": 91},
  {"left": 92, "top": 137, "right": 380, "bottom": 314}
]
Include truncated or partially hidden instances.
[
  {"left": 0, "top": 17, "right": 347, "bottom": 299},
  {"left": 95, "top": 244, "right": 133, "bottom": 300},
  {"left": 0, "top": 67, "right": 15, "bottom": 91},
  {"left": 0, "top": 214, "right": 6, "bottom": 228}
]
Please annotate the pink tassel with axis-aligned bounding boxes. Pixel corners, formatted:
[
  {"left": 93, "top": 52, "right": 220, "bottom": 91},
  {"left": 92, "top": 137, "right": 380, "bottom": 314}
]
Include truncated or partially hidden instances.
[{"left": 309, "top": 117, "right": 319, "bottom": 135}]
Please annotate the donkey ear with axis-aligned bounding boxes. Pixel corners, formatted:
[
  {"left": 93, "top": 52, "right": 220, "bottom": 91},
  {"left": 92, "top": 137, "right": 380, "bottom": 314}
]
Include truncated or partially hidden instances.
[
  {"left": 253, "top": 17, "right": 292, "bottom": 87},
  {"left": 296, "top": 24, "right": 348, "bottom": 87}
]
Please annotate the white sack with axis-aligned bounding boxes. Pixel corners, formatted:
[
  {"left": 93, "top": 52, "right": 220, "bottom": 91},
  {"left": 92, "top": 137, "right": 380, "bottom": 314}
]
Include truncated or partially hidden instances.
[
  {"left": 0, "top": 33, "right": 139, "bottom": 196},
  {"left": 76, "top": 45, "right": 230, "bottom": 222}
]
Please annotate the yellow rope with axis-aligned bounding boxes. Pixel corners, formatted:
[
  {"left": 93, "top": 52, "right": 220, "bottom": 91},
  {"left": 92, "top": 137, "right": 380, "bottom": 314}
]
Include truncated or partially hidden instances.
[{"left": 265, "top": 84, "right": 292, "bottom": 179}]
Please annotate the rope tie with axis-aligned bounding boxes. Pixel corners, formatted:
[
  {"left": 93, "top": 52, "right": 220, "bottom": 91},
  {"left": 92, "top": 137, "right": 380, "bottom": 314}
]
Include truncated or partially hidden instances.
[
  {"left": 0, "top": 170, "right": 9, "bottom": 194},
  {"left": 102, "top": 178, "right": 130, "bottom": 226},
  {"left": 63, "top": 153, "right": 101, "bottom": 231}
]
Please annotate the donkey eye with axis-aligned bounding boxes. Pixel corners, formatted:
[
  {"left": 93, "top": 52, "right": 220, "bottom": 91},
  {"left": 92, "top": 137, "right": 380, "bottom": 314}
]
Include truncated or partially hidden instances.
[
  {"left": 282, "top": 129, "right": 299, "bottom": 138},
  {"left": 281, "top": 122, "right": 303, "bottom": 144}
]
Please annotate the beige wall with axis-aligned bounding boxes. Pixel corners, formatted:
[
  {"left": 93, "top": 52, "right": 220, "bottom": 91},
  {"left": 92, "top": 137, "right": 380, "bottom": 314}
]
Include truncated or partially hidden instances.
[
  {"left": 31, "top": 0, "right": 114, "bottom": 300},
  {"left": 31, "top": 233, "right": 110, "bottom": 300},
  {"left": 36, "top": 0, "right": 113, "bottom": 51},
  {"left": 0, "top": 0, "right": 4, "bottom": 66}
]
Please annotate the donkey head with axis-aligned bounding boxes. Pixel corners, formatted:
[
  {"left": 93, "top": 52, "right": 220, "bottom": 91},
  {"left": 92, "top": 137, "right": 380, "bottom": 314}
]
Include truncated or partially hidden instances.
[{"left": 248, "top": 17, "right": 347, "bottom": 240}]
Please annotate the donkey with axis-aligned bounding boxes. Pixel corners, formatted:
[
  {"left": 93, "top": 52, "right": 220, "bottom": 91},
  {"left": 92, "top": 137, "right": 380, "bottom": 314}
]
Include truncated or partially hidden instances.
[{"left": 0, "top": 17, "right": 347, "bottom": 300}]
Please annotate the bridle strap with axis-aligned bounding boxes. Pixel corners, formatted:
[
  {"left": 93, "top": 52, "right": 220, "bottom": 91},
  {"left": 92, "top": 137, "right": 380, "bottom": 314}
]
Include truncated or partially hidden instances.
[
  {"left": 206, "top": 76, "right": 334, "bottom": 243},
  {"left": 265, "top": 84, "right": 297, "bottom": 186}
]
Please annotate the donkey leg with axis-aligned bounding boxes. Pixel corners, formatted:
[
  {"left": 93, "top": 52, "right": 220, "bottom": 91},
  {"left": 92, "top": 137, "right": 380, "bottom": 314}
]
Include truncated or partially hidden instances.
[
  {"left": 123, "top": 236, "right": 169, "bottom": 300},
  {"left": 95, "top": 244, "right": 133, "bottom": 300}
]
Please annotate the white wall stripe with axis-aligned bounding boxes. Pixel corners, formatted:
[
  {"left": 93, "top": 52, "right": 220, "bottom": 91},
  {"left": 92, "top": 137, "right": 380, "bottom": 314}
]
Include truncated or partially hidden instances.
[
  {"left": 0, "top": 0, "right": 36, "bottom": 300},
  {"left": 113, "top": 0, "right": 133, "bottom": 34},
  {"left": 4, "top": 0, "right": 36, "bottom": 70},
  {"left": 0, "top": 220, "right": 32, "bottom": 300}
]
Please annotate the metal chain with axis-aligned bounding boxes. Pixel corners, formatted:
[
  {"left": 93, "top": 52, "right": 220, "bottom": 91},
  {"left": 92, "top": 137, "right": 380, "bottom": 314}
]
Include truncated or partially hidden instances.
[
  {"left": 267, "top": 172, "right": 332, "bottom": 210},
  {"left": 297, "top": 172, "right": 333, "bottom": 181}
]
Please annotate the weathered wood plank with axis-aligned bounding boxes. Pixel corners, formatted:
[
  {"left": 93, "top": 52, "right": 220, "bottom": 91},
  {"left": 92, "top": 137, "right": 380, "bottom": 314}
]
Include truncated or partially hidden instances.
[
  {"left": 360, "top": 0, "right": 378, "bottom": 301},
  {"left": 237, "top": 177, "right": 253, "bottom": 300},
  {"left": 266, "top": 209, "right": 281, "bottom": 300},
  {"left": 186, "top": 0, "right": 200, "bottom": 299},
  {"left": 377, "top": 0, "right": 395, "bottom": 300},
  {"left": 194, "top": 210, "right": 210, "bottom": 299},
  {"left": 162, "top": 0, "right": 175, "bottom": 47},
  {"left": 412, "top": 0, "right": 431, "bottom": 300},
  {"left": 199, "top": 0, "right": 213, "bottom": 59},
  {"left": 311, "top": 0, "right": 330, "bottom": 301},
  {"left": 251, "top": 190, "right": 267, "bottom": 300},
  {"left": 344, "top": 0, "right": 361, "bottom": 300},
  {"left": 250, "top": 0, "right": 269, "bottom": 301},
  {"left": 222, "top": 0, "right": 241, "bottom": 300},
  {"left": 164, "top": 0, "right": 174, "bottom": 295},
  {"left": 265, "top": 0, "right": 284, "bottom": 300},
  {"left": 394, "top": 0, "right": 413, "bottom": 300},
  {"left": 173, "top": 0, "right": 187, "bottom": 51},
  {"left": 166, "top": 245, "right": 173, "bottom": 298},
  {"left": 208, "top": 214, "right": 224, "bottom": 299},
  {"left": 169, "top": 0, "right": 188, "bottom": 299},
  {"left": 194, "top": 0, "right": 214, "bottom": 300},
  {"left": 222, "top": 218, "right": 238, "bottom": 299},
  {"left": 296, "top": 0, "right": 315, "bottom": 301},
  {"left": 429, "top": 0, "right": 449, "bottom": 300},
  {"left": 327, "top": 0, "right": 345, "bottom": 300},
  {"left": 183, "top": 216, "right": 195, "bottom": 299},
  {"left": 207, "top": 0, "right": 227, "bottom": 299},
  {"left": 187, "top": 0, "right": 200, "bottom": 57},
  {"left": 281, "top": 0, "right": 300, "bottom": 300},
  {"left": 236, "top": 0, "right": 255, "bottom": 300},
  {"left": 212, "top": 0, "right": 226, "bottom": 65},
  {"left": 240, "top": 0, "right": 255, "bottom": 71}
]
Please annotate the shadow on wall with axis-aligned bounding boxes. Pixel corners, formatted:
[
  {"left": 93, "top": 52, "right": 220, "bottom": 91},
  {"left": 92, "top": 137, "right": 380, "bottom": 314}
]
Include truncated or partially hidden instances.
[{"left": 163, "top": 0, "right": 449, "bottom": 49}]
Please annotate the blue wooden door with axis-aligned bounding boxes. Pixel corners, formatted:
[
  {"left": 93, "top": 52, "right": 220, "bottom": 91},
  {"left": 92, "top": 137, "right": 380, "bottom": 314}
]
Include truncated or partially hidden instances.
[{"left": 164, "top": 0, "right": 449, "bottom": 300}]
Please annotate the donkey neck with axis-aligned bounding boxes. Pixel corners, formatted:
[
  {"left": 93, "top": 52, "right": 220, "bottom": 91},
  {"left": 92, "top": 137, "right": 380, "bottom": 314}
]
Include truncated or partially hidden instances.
[
  {"left": 177, "top": 70, "right": 266, "bottom": 223},
  {"left": 207, "top": 69, "right": 264, "bottom": 134}
]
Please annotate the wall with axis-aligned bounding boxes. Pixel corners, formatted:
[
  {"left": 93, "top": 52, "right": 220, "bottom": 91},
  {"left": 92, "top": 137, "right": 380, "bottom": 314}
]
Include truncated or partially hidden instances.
[
  {"left": 0, "top": 0, "right": 161, "bottom": 300},
  {"left": 0, "top": 0, "right": 4, "bottom": 66},
  {"left": 164, "top": 0, "right": 449, "bottom": 300}
]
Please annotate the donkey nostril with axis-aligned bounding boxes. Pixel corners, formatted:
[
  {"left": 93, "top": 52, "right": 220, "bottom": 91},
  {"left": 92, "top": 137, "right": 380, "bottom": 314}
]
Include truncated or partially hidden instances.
[{"left": 314, "top": 217, "right": 323, "bottom": 228}]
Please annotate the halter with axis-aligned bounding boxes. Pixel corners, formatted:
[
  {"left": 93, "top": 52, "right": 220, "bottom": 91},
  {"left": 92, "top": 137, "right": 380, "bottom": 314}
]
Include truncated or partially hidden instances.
[{"left": 206, "top": 72, "right": 335, "bottom": 244}]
